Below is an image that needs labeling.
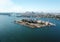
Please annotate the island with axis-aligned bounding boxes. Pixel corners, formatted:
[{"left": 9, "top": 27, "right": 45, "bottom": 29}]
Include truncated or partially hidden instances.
[{"left": 15, "top": 19, "right": 56, "bottom": 28}]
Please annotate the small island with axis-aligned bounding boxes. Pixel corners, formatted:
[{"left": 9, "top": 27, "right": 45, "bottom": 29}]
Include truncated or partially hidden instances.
[{"left": 15, "top": 19, "right": 56, "bottom": 28}]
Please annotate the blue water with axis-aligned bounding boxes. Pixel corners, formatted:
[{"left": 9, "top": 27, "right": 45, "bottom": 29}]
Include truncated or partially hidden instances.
[{"left": 0, "top": 15, "right": 60, "bottom": 42}]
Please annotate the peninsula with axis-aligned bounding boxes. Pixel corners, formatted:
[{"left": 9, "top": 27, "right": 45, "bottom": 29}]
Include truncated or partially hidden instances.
[{"left": 15, "top": 19, "right": 56, "bottom": 28}]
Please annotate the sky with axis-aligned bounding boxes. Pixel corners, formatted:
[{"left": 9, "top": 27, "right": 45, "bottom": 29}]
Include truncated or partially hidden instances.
[{"left": 0, "top": 0, "right": 60, "bottom": 13}]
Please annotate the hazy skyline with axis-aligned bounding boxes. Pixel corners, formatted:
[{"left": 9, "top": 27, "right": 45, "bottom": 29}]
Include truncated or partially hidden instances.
[{"left": 0, "top": 0, "right": 60, "bottom": 13}]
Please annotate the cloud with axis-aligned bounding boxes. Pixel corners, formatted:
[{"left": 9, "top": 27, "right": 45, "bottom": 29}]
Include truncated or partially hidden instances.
[
  {"left": 0, "top": 0, "right": 59, "bottom": 13},
  {"left": 0, "top": 0, "right": 24, "bottom": 12},
  {"left": 0, "top": 0, "right": 42, "bottom": 12}
]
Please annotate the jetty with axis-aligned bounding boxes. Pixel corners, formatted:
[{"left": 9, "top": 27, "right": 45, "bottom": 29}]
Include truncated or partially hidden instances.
[{"left": 15, "top": 19, "right": 56, "bottom": 28}]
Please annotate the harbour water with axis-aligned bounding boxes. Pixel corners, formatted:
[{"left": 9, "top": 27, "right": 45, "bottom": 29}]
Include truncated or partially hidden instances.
[{"left": 0, "top": 15, "right": 60, "bottom": 42}]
